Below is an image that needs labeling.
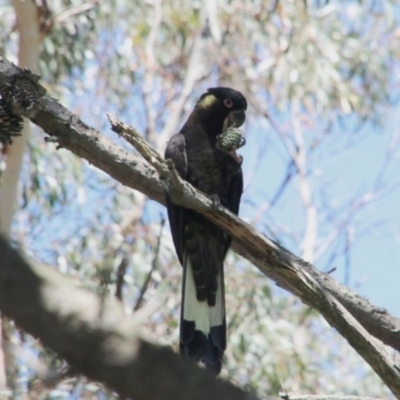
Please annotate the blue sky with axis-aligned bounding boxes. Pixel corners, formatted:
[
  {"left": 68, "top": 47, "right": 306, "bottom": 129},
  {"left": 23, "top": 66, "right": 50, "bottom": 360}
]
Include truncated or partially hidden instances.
[
  {"left": 238, "top": 104, "right": 400, "bottom": 317},
  {"left": 332, "top": 122, "right": 400, "bottom": 317}
]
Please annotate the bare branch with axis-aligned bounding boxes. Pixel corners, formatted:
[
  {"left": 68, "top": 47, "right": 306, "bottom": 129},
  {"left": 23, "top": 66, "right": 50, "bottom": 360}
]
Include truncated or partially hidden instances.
[
  {"left": 158, "top": 29, "right": 209, "bottom": 146},
  {"left": 0, "top": 236, "right": 255, "bottom": 400},
  {"left": 1, "top": 57, "right": 400, "bottom": 397},
  {"left": 291, "top": 102, "right": 318, "bottom": 262},
  {"left": 107, "top": 113, "right": 168, "bottom": 179},
  {"left": 317, "top": 269, "right": 400, "bottom": 358},
  {"left": 115, "top": 255, "right": 128, "bottom": 301},
  {"left": 280, "top": 394, "right": 384, "bottom": 400},
  {"left": 133, "top": 219, "right": 165, "bottom": 312},
  {"left": 142, "top": 0, "right": 162, "bottom": 144},
  {"left": 54, "top": 1, "right": 100, "bottom": 25}
]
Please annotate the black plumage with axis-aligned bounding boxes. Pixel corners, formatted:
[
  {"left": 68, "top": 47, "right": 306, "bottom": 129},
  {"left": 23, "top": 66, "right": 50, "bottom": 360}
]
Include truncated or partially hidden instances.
[{"left": 165, "top": 87, "right": 247, "bottom": 374}]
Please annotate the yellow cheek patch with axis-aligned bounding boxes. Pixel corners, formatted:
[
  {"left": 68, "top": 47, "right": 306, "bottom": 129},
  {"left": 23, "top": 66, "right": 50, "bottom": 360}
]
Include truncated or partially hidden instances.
[{"left": 198, "top": 94, "right": 217, "bottom": 109}]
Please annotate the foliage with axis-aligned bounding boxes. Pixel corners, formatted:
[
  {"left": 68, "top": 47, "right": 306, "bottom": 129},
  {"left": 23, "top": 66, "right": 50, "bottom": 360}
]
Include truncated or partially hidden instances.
[{"left": 1, "top": 0, "right": 400, "bottom": 398}]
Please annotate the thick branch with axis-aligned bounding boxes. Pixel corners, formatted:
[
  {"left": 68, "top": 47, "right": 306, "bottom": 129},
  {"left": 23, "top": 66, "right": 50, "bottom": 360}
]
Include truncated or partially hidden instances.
[
  {"left": 280, "top": 395, "right": 384, "bottom": 400},
  {"left": 1, "top": 57, "right": 400, "bottom": 397},
  {"left": 0, "top": 236, "right": 254, "bottom": 400},
  {"left": 317, "top": 270, "right": 400, "bottom": 353}
]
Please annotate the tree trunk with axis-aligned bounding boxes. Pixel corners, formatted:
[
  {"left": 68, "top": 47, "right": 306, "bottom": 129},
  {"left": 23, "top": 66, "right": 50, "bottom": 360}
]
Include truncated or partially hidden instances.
[{"left": 0, "top": 0, "right": 43, "bottom": 389}]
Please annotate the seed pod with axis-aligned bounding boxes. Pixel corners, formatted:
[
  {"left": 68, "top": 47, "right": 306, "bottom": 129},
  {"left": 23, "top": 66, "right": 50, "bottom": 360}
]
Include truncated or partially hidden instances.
[
  {"left": 216, "top": 127, "right": 246, "bottom": 152},
  {"left": 0, "top": 99, "right": 23, "bottom": 145}
]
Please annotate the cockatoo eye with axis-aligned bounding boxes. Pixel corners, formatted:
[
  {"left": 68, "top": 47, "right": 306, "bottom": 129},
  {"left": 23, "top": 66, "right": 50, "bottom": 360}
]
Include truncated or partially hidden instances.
[{"left": 224, "top": 99, "right": 233, "bottom": 108}]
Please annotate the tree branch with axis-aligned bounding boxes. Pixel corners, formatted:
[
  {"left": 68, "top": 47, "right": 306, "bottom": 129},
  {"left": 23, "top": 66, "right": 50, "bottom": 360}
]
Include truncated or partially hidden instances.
[
  {"left": 0, "top": 0, "right": 47, "bottom": 390},
  {"left": 1, "top": 57, "right": 400, "bottom": 397},
  {"left": 280, "top": 394, "right": 384, "bottom": 400},
  {"left": 0, "top": 236, "right": 255, "bottom": 400}
]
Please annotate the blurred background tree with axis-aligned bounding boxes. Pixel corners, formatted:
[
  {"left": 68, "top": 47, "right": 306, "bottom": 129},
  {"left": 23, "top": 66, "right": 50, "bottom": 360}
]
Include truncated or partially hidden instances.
[{"left": 1, "top": 0, "right": 399, "bottom": 398}]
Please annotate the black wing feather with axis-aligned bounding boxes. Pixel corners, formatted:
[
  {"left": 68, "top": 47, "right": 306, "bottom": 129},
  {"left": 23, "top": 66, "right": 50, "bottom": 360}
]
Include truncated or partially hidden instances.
[
  {"left": 164, "top": 133, "right": 187, "bottom": 265},
  {"left": 227, "top": 169, "right": 243, "bottom": 216},
  {"left": 222, "top": 168, "right": 243, "bottom": 257}
]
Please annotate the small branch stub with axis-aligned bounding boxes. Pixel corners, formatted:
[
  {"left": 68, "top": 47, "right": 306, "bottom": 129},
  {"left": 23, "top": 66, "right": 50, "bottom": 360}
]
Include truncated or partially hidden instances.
[{"left": 107, "top": 114, "right": 184, "bottom": 187}]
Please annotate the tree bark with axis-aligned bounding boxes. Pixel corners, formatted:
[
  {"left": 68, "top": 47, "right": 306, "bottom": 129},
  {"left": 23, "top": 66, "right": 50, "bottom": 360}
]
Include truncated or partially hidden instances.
[
  {"left": 0, "top": 58, "right": 400, "bottom": 398},
  {"left": 0, "top": 236, "right": 255, "bottom": 400},
  {"left": 0, "top": 0, "right": 46, "bottom": 390}
]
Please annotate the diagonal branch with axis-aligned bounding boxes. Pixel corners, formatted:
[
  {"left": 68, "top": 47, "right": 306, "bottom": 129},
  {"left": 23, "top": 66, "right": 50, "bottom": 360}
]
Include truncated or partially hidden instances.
[
  {"left": 1, "top": 57, "right": 400, "bottom": 397},
  {"left": 0, "top": 236, "right": 255, "bottom": 400},
  {"left": 279, "top": 394, "right": 384, "bottom": 400}
]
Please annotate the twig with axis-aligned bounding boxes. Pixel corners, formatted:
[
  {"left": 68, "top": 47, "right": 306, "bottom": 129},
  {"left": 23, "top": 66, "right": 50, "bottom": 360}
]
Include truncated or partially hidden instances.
[
  {"left": 142, "top": 0, "right": 162, "bottom": 143},
  {"left": 54, "top": 1, "right": 100, "bottom": 24},
  {"left": 133, "top": 218, "right": 165, "bottom": 312},
  {"left": 291, "top": 100, "right": 318, "bottom": 263},
  {"left": 325, "top": 267, "right": 337, "bottom": 275},
  {"left": 158, "top": 30, "right": 208, "bottom": 146},
  {"left": 250, "top": 159, "right": 295, "bottom": 224},
  {"left": 115, "top": 255, "right": 129, "bottom": 301},
  {"left": 107, "top": 114, "right": 169, "bottom": 180}
]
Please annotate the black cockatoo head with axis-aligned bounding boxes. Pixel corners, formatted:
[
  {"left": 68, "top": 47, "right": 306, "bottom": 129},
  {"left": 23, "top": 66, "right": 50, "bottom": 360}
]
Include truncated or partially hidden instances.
[{"left": 191, "top": 87, "right": 247, "bottom": 136}]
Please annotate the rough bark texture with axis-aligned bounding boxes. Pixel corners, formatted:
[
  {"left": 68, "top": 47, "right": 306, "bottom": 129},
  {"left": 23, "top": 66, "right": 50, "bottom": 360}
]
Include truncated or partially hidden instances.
[
  {"left": 0, "top": 1, "right": 46, "bottom": 389},
  {"left": 1, "top": 57, "right": 400, "bottom": 398},
  {"left": 0, "top": 0, "right": 42, "bottom": 233},
  {"left": 0, "top": 236, "right": 255, "bottom": 400}
]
